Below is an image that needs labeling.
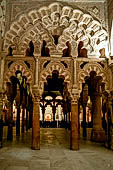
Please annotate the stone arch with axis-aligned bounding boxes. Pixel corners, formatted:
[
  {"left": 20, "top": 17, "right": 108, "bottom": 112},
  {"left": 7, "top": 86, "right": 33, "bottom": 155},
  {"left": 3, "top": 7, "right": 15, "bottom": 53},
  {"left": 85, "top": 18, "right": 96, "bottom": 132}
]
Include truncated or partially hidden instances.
[
  {"left": 4, "top": 61, "right": 33, "bottom": 87},
  {"left": 78, "top": 62, "right": 109, "bottom": 93},
  {"left": 4, "top": 2, "right": 108, "bottom": 57},
  {"left": 39, "top": 62, "right": 72, "bottom": 94}
]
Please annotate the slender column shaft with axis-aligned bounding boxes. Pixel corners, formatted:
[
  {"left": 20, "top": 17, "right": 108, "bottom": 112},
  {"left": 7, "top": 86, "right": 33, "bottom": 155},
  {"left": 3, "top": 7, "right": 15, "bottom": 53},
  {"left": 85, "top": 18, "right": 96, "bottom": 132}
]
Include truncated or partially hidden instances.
[
  {"left": 32, "top": 97, "right": 40, "bottom": 150},
  {"left": 91, "top": 92, "right": 105, "bottom": 142},
  {"left": 83, "top": 105, "right": 87, "bottom": 138},
  {"left": 7, "top": 101, "right": 13, "bottom": 140},
  {"left": 26, "top": 108, "right": 28, "bottom": 131},
  {"left": 70, "top": 99, "right": 79, "bottom": 150},
  {"left": 16, "top": 107, "right": 20, "bottom": 136},
  {"left": 35, "top": 59, "right": 38, "bottom": 85},
  {"left": 22, "top": 106, "right": 25, "bottom": 133}
]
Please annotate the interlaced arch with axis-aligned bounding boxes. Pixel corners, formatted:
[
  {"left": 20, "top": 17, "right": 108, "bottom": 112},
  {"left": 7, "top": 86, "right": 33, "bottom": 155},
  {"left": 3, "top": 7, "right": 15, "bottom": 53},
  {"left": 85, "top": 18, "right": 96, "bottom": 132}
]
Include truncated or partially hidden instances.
[{"left": 4, "top": 2, "right": 108, "bottom": 57}]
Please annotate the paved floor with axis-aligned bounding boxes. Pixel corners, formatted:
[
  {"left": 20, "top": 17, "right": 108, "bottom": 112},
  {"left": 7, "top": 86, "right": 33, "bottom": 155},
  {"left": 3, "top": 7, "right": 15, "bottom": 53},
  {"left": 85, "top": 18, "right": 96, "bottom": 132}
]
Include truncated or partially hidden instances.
[{"left": 0, "top": 128, "right": 113, "bottom": 170}]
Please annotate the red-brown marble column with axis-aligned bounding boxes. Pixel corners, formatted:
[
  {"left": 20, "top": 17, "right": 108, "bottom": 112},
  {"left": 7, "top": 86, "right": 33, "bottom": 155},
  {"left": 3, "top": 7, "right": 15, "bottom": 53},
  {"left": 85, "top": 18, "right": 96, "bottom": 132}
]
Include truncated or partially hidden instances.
[
  {"left": 70, "top": 98, "right": 79, "bottom": 150},
  {"left": 7, "top": 100, "right": 13, "bottom": 140},
  {"left": 6, "top": 83, "right": 13, "bottom": 140},
  {"left": 91, "top": 92, "right": 105, "bottom": 142},
  {"left": 32, "top": 92, "right": 40, "bottom": 150}
]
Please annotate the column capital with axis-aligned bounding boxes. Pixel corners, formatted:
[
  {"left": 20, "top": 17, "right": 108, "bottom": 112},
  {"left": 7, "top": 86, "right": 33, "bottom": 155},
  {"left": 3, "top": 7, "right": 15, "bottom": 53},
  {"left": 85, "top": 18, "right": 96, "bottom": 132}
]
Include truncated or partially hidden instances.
[
  {"left": 32, "top": 85, "right": 41, "bottom": 103},
  {"left": 71, "top": 86, "right": 80, "bottom": 104}
]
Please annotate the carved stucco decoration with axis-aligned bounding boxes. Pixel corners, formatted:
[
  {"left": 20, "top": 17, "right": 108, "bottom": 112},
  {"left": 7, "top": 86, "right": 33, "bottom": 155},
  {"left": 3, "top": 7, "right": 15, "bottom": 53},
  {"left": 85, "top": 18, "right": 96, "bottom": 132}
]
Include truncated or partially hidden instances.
[
  {"left": 4, "top": 2, "right": 108, "bottom": 57},
  {"left": 78, "top": 62, "right": 110, "bottom": 93},
  {"left": 0, "top": 0, "right": 6, "bottom": 38},
  {"left": 39, "top": 61, "right": 72, "bottom": 95},
  {"left": 4, "top": 60, "right": 33, "bottom": 87}
]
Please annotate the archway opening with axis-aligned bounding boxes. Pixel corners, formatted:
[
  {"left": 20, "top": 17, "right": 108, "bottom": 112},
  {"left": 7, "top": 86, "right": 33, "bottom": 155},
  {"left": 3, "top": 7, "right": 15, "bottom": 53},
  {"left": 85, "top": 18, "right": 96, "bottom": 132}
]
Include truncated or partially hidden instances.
[
  {"left": 3, "top": 70, "right": 33, "bottom": 144},
  {"left": 40, "top": 70, "right": 71, "bottom": 129}
]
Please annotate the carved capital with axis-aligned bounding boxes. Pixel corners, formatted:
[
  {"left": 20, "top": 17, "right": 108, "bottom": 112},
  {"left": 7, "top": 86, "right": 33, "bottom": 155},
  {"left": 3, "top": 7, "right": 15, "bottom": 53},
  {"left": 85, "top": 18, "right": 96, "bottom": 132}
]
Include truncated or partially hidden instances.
[
  {"left": 71, "top": 86, "right": 79, "bottom": 104},
  {"left": 32, "top": 85, "right": 41, "bottom": 103}
]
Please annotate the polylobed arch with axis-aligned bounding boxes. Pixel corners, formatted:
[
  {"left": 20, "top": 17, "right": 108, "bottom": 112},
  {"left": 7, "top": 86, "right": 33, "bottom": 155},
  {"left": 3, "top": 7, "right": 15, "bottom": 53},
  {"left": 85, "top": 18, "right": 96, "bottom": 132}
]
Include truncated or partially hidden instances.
[
  {"left": 78, "top": 62, "right": 110, "bottom": 93},
  {"left": 39, "top": 62, "right": 72, "bottom": 94},
  {"left": 4, "top": 62, "right": 33, "bottom": 87},
  {"left": 4, "top": 2, "right": 108, "bottom": 57}
]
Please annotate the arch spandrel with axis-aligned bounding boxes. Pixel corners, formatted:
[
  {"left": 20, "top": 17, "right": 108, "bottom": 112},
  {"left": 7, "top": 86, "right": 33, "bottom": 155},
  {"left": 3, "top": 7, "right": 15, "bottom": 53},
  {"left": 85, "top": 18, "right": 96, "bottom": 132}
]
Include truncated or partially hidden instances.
[{"left": 4, "top": 2, "right": 108, "bottom": 58}]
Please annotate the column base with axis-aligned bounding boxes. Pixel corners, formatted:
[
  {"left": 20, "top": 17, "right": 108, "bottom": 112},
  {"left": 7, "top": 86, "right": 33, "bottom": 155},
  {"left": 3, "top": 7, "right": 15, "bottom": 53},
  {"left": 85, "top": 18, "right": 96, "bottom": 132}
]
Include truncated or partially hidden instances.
[
  {"left": 91, "top": 129, "right": 105, "bottom": 143},
  {"left": 70, "top": 141, "right": 79, "bottom": 150},
  {"left": 31, "top": 142, "right": 40, "bottom": 150},
  {"left": 70, "top": 133, "right": 79, "bottom": 150}
]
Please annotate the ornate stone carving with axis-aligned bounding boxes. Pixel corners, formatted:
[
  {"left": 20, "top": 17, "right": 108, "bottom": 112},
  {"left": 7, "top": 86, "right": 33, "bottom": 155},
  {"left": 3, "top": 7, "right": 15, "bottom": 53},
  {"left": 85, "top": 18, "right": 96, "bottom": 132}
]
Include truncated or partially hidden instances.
[
  {"left": 0, "top": 0, "right": 6, "bottom": 38},
  {"left": 4, "top": 2, "right": 108, "bottom": 58}
]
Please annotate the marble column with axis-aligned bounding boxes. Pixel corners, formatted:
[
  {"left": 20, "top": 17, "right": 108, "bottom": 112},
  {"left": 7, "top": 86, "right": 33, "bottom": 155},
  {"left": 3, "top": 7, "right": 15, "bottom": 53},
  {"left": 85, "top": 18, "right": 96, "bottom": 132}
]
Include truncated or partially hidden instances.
[
  {"left": 91, "top": 92, "right": 105, "bottom": 142},
  {"left": 52, "top": 106, "right": 56, "bottom": 122},
  {"left": 42, "top": 106, "right": 45, "bottom": 123},
  {"left": 26, "top": 108, "right": 29, "bottom": 131},
  {"left": 82, "top": 104, "right": 87, "bottom": 138},
  {"left": 29, "top": 107, "right": 33, "bottom": 129},
  {"left": 21, "top": 105, "right": 25, "bottom": 133},
  {"left": 70, "top": 98, "right": 79, "bottom": 150},
  {"left": 35, "top": 58, "right": 39, "bottom": 85},
  {"left": 15, "top": 88, "right": 21, "bottom": 136},
  {"left": 0, "top": 92, "right": 3, "bottom": 148},
  {"left": 32, "top": 92, "right": 40, "bottom": 150},
  {"left": 16, "top": 106, "right": 20, "bottom": 136},
  {"left": 7, "top": 100, "right": 13, "bottom": 140}
]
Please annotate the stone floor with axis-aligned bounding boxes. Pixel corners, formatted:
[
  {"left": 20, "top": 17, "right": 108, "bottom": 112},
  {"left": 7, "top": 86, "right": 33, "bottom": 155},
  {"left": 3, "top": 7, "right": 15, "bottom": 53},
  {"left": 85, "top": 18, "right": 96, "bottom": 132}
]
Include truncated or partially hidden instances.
[{"left": 0, "top": 128, "right": 113, "bottom": 170}]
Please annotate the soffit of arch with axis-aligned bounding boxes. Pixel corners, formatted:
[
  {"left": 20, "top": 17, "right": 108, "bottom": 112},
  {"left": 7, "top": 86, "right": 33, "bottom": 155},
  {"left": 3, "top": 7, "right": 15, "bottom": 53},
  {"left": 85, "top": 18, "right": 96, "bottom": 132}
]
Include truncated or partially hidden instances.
[
  {"left": 4, "top": 2, "right": 108, "bottom": 57},
  {"left": 3, "top": 60, "right": 34, "bottom": 86},
  {"left": 78, "top": 62, "right": 110, "bottom": 92}
]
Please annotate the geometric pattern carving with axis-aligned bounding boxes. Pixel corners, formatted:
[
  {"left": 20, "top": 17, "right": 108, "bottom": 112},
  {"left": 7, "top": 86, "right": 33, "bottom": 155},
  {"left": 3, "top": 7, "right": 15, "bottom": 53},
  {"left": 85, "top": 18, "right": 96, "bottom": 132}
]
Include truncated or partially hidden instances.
[
  {"left": 4, "top": 2, "right": 108, "bottom": 57},
  {"left": 39, "top": 61, "right": 71, "bottom": 91},
  {"left": 0, "top": 0, "right": 6, "bottom": 38},
  {"left": 4, "top": 62, "right": 33, "bottom": 85}
]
